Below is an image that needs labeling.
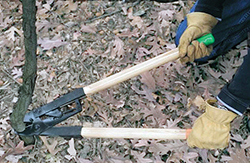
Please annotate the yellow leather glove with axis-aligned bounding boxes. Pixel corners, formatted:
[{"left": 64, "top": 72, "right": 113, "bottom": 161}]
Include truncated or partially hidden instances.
[
  {"left": 179, "top": 12, "right": 218, "bottom": 63},
  {"left": 187, "top": 99, "right": 237, "bottom": 149}
]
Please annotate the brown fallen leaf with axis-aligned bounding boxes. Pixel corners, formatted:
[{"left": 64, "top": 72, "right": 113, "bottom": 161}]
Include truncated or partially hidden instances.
[
  {"left": 131, "top": 85, "right": 155, "bottom": 102},
  {"left": 110, "top": 36, "right": 125, "bottom": 59},
  {"left": 81, "top": 24, "right": 97, "bottom": 34},
  {"left": 182, "top": 152, "right": 199, "bottom": 163},
  {"left": 0, "top": 141, "right": 33, "bottom": 162},
  {"left": 117, "top": 28, "right": 140, "bottom": 38},
  {"left": 229, "top": 147, "right": 249, "bottom": 163},
  {"left": 67, "top": 1, "right": 78, "bottom": 11},
  {"left": 40, "top": 136, "right": 61, "bottom": 155},
  {"left": 131, "top": 151, "right": 152, "bottom": 163},
  {"left": 140, "top": 71, "right": 156, "bottom": 90},
  {"left": 11, "top": 67, "right": 23, "bottom": 79},
  {"left": 5, "top": 26, "right": 23, "bottom": 41},
  {"left": 48, "top": 71, "right": 56, "bottom": 82},
  {"left": 82, "top": 47, "right": 98, "bottom": 56},
  {"left": 136, "top": 47, "right": 151, "bottom": 60},
  {"left": 38, "top": 37, "right": 68, "bottom": 50},
  {"left": 130, "top": 16, "right": 144, "bottom": 29},
  {"left": 202, "top": 88, "right": 213, "bottom": 100},
  {"left": 133, "top": 140, "right": 150, "bottom": 148},
  {"left": 241, "top": 135, "right": 250, "bottom": 149},
  {"left": 12, "top": 49, "right": 25, "bottom": 67},
  {"left": 192, "top": 95, "right": 205, "bottom": 110},
  {"left": 65, "top": 138, "right": 77, "bottom": 160}
]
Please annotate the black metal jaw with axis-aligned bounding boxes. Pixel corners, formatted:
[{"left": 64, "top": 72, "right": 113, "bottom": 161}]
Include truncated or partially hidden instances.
[{"left": 17, "top": 88, "right": 86, "bottom": 138}]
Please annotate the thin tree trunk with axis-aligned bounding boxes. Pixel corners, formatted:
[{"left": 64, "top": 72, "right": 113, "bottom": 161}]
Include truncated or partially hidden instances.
[{"left": 10, "top": 0, "right": 37, "bottom": 144}]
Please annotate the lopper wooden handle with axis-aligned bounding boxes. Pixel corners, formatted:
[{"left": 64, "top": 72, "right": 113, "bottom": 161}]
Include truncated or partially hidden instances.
[
  {"left": 81, "top": 34, "right": 215, "bottom": 95},
  {"left": 83, "top": 48, "right": 179, "bottom": 95},
  {"left": 81, "top": 127, "right": 192, "bottom": 139}
]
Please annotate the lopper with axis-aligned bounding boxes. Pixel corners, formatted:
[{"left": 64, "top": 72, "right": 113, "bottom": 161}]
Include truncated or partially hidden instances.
[{"left": 17, "top": 34, "right": 215, "bottom": 140}]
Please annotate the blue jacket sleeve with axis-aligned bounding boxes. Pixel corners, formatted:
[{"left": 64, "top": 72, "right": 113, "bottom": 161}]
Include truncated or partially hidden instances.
[{"left": 195, "top": 0, "right": 225, "bottom": 18}]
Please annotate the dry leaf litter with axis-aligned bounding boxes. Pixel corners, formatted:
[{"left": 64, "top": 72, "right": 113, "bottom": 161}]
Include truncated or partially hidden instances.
[{"left": 0, "top": 0, "right": 249, "bottom": 162}]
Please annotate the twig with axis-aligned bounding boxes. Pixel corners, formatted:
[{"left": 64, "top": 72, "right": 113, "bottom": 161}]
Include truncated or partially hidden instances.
[
  {"left": 1, "top": 69, "right": 22, "bottom": 86},
  {"left": 84, "top": 0, "right": 141, "bottom": 24}
]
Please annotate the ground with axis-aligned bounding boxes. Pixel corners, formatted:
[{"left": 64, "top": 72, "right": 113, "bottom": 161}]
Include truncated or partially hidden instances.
[{"left": 0, "top": 0, "right": 250, "bottom": 162}]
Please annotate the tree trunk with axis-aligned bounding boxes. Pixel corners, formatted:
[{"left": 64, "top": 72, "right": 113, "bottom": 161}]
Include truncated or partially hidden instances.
[{"left": 10, "top": 0, "right": 37, "bottom": 144}]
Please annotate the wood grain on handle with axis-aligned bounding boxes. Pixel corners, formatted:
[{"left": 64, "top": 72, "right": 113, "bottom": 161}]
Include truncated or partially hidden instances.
[
  {"left": 81, "top": 127, "right": 191, "bottom": 139},
  {"left": 83, "top": 48, "right": 179, "bottom": 95}
]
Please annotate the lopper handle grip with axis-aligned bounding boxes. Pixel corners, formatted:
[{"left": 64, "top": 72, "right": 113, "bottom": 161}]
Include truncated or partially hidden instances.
[{"left": 196, "top": 33, "right": 215, "bottom": 46}]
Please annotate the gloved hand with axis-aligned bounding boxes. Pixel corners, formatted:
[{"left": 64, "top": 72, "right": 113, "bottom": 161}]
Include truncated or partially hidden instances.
[
  {"left": 187, "top": 99, "right": 237, "bottom": 149},
  {"left": 179, "top": 12, "right": 218, "bottom": 63}
]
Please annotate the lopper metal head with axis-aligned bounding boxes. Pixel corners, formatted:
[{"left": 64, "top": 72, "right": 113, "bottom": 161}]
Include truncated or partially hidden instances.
[{"left": 17, "top": 88, "right": 86, "bottom": 138}]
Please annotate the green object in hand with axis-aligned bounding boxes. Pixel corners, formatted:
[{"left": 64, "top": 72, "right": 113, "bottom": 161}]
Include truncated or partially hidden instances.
[{"left": 196, "top": 33, "right": 215, "bottom": 46}]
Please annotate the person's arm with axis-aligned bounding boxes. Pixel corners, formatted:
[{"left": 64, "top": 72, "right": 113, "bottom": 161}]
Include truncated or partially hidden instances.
[
  {"left": 217, "top": 48, "right": 250, "bottom": 116},
  {"left": 179, "top": 0, "right": 240, "bottom": 149},
  {"left": 178, "top": 0, "right": 226, "bottom": 63},
  {"left": 195, "top": 0, "right": 225, "bottom": 18}
]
